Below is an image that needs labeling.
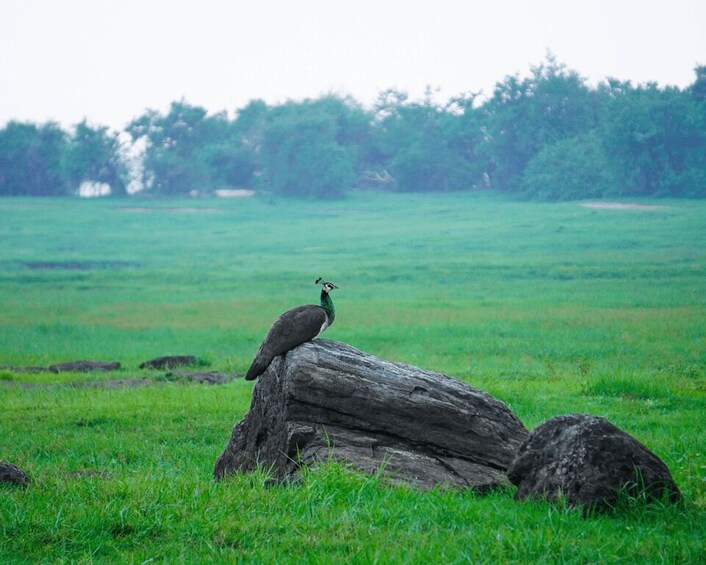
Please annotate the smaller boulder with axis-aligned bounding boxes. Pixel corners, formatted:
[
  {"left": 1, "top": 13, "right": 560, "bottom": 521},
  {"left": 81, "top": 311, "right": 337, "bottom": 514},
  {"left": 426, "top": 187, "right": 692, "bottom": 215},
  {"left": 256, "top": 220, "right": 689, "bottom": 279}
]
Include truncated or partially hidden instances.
[
  {"left": 49, "top": 360, "right": 121, "bottom": 373},
  {"left": 508, "top": 414, "right": 681, "bottom": 509},
  {"left": 139, "top": 355, "right": 198, "bottom": 370},
  {"left": 0, "top": 462, "right": 31, "bottom": 488}
]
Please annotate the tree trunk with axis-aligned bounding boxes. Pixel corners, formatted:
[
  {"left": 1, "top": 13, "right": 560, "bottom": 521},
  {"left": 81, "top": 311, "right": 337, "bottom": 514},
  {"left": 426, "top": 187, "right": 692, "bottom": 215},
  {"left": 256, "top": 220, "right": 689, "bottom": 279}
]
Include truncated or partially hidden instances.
[{"left": 215, "top": 339, "right": 528, "bottom": 490}]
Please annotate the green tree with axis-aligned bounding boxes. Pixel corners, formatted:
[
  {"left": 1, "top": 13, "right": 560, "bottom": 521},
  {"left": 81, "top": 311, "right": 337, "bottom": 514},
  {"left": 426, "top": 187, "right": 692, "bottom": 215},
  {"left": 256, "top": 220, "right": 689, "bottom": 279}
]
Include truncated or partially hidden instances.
[
  {"left": 689, "top": 64, "right": 706, "bottom": 101},
  {"left": 127, "top": 101, "right": 232, "bottom": 194},
  {"left": 600, "top": 78, "right": 706, "bottom": 197},
  {"left": 0, "top": 121, "right": 69, "bottom": 196},
  {"left": 371, "top": 89, "right": 481, "bottom": 192},
  {"left": 259, "top": 98, "right": 359, "bottom": 199},
  {"left": 439, "top": 92, "right": 489, "bottom": 187},
  {"left": 482, "top": 55, "right": 596, "bottom": 191},
  {"left": 225, "top": 99, "right": 270, "bottom": 187},
  {"left": 390, "top": 116, "right": 472, "bottom": 192},
  {"left": 63, "top": 120, "right": 129, "bottom": 195}
]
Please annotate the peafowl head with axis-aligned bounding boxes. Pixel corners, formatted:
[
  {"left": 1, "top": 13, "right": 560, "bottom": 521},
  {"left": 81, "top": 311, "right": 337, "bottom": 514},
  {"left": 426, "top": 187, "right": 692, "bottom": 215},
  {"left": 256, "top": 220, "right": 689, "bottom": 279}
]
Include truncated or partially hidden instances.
[{"left": 315, "top": 277, "right": 339, "bottom": 294}]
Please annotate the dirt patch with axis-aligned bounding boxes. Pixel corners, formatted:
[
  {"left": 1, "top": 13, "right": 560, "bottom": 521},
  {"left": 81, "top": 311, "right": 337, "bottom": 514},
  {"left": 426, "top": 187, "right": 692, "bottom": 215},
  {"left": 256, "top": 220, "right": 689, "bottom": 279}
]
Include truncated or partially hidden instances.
[
  {"left": 0, "top": 365, "right": 47, "bottom": 374},
  {"left": 49, "top": 360, "right": 121, "bottom": 373},
  {"left": 0, "top": 377, "right": 157, "bottom": 389},
  {"left": 580, "top": 202, "right": 668, "bottom": 210},
  {"left": 166, "top": 371, "right": 240, "bottom": 384},
  {"left": 0, "top": 372, "right": 240, "bottom": 389},
  {"left": 120, "top": 206, "right": 221, "bottom": 213}
]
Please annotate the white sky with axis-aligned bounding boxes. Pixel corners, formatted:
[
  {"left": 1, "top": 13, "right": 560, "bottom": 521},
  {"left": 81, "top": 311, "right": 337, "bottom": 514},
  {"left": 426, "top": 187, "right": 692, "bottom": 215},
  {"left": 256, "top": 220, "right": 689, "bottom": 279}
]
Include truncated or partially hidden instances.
[{"left": 1, "top": 0, "right": 704, "bottom": 131}]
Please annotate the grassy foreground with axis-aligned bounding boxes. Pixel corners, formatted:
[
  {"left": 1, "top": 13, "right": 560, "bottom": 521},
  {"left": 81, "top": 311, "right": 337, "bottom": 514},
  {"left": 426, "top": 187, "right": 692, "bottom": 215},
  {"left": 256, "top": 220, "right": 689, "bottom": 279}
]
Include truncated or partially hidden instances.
[{"left": 0, "top": 193, "right": 704, "bottom": 563}]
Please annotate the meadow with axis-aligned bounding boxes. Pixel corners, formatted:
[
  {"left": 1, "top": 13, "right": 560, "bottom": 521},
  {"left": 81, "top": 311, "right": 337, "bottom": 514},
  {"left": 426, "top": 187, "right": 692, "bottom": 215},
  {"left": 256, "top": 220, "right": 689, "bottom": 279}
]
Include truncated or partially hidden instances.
[{"left": 0, "top": 192, "right": 704, "bottom": 563}]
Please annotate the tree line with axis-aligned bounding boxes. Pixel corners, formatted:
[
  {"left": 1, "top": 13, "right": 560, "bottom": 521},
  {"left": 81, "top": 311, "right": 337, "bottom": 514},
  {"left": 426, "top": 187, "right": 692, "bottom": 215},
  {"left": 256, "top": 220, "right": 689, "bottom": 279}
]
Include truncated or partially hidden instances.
[{"left": 1, "top": 56, "right": 705, "bottom": 200}]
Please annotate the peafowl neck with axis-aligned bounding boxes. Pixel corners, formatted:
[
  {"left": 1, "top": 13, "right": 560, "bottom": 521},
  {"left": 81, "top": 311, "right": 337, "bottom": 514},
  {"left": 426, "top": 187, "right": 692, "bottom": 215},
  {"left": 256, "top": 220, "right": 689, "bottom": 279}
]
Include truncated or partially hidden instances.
[{"left": 320, "top": 289, "right": 335, "bottom": 324}]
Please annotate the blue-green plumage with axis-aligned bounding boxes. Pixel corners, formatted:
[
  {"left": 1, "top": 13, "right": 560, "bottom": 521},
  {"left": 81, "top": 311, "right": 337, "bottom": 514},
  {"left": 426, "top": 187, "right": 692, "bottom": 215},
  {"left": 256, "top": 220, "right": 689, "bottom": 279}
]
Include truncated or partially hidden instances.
[{"left": 319, "top": 286, "right": 335, "bottom": 325}]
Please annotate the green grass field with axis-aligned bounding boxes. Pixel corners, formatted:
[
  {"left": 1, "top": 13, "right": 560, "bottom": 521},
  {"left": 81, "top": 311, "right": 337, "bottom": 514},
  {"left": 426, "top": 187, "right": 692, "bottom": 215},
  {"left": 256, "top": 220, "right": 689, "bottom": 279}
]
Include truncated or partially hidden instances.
[{"left": 1, "top": 193, "right": 705, "bottom": 563}]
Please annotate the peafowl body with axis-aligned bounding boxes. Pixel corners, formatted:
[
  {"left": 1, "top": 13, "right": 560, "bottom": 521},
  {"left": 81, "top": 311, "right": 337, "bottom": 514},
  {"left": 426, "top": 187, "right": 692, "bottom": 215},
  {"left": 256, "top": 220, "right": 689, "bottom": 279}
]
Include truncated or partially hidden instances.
[{"left": 244, "top": 278, "right": 338, "bottom": 381}]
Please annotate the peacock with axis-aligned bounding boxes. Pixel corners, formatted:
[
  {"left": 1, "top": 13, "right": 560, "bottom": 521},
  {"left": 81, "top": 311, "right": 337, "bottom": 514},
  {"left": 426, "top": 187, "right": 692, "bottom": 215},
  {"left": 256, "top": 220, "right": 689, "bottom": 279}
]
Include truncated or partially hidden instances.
[{"left": 244, "top": 277, "right": 339, "bottom": 380}]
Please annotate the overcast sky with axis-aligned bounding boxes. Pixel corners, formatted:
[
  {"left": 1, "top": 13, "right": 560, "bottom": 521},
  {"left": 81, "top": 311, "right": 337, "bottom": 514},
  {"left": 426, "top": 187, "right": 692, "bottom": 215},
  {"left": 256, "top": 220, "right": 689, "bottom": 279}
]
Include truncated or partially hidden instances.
[{"left": 1, "top": 0, "right": 704, "bottom": 131}]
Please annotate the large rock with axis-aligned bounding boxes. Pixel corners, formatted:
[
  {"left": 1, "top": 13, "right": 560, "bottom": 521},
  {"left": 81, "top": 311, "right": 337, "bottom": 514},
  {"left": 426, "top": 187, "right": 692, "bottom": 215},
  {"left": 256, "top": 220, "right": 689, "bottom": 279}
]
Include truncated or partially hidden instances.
[
  {"left": 508, "top": 414, "right": 681, "bottom": 508},
  {"left": 0, "top": 462, "right": 31, "bottom": 488},
  {"left": 215, "top": 339, "right": 528, "bottom": 490}
]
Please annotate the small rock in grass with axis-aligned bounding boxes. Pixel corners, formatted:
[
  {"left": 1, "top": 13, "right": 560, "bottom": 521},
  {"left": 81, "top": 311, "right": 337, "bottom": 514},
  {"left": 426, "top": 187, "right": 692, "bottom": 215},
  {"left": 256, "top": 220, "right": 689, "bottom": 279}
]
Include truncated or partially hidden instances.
[
  {"left": 507, "top": 414, "right": 681, "bottom": 509},
  {"left": 139, "top": 355, "right": 198, "bottom": 370},
  {"left": 0, "top": 462, "right": 31, "bottom": 488}
]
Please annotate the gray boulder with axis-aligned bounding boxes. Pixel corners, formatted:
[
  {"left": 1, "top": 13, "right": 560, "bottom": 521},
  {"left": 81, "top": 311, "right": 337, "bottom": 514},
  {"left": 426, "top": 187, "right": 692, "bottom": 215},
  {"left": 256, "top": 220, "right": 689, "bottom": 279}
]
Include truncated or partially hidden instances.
[
  {"left": 215, "top": 339, "right": 528, "bottom": 490},
  {"left": 508, "top": 414, "right": 681, "bottom": 508}
]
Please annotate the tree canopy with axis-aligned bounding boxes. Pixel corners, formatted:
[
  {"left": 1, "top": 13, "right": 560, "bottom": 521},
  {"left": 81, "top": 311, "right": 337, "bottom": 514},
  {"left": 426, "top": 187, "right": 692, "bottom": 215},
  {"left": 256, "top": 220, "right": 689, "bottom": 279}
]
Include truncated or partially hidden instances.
[{"left": 1, "top": 57, "right": 705, "bottom": 200}]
